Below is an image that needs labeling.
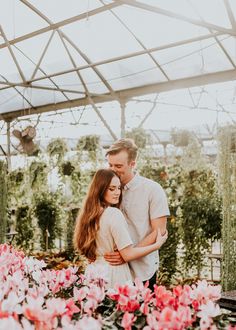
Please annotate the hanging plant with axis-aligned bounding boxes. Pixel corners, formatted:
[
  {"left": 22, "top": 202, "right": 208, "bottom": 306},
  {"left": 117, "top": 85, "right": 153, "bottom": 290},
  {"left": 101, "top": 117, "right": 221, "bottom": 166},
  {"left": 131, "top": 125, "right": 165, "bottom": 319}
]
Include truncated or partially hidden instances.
[
  {"left": 34, "top": 192, "right": 62, "bottom": 250},
  {"left": 8, "top": 169, "right": 24, "bottom": 186},
  {"left": 125, "top": 127, "right": 150, "bottom": 149},
  {"left": 15, "top": 205, "right": 34, "bottom": 251},
  {"left": 59, "top": 161, "right": 75, "bottom": 176},
  {"left": 47, "top": 138, "right": 68, "bottom": 164},
  {"left": 0, "top": 161, "right": 7, "bottom": 243},
  {"left": 76, "top": 135, "right": 101, "bottom": 164},
  {"left": 76, "top": 135, "right": 100, "bottom": 152},
  {"left": 29, "top": 161, "right": 48, "bottom": 189},
  {"left": 171, "top": 129, "right": 192, "bottom": 147}
]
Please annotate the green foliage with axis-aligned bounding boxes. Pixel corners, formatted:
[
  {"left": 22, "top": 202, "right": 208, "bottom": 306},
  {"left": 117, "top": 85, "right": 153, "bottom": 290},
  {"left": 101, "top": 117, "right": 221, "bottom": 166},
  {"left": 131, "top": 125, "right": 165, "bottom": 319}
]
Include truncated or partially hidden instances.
[
  {"left": 29, "top": 161, "right": 48, "bottom": 189},
  {"left": 77, "top": 135, "right": 100, "bottom": 152},
  {"left": 140, "top": 160, "right": 180, "bottom": 283},
  {"left": 15, "top": 205, "right": 34, "bottom": 250},
  {"left": 171, "top": 129, "right": 192, "bottom": 147},
  {"left": 70, "top": 168, "right": 93, "bottom": 205},
  {"left": 181, "top": 170, "right": 222, "bottom": 275},
  {"left": 5, "top": 133, "right": 224, "bottom": 287},
  {"left": 8, "top": 169, "right": 24, "bottom": 186},
  {"left": 218, "top": 125, "right": 236, "bottom": 291},
  {"left": 59, "top": 161, "right": 75, "bottom": 176},
  {"left": 65, "top": 208, "right": 78, "bottom": 254},
  {"left": 0, "top": 161, "right": 7, "bottom": 243},
  {"left": 125, "top": 127, "right": 150, "bottom": 149},
  {"left": 76, "top": 135, "right": 101, "bottom": 163},
  {"left": 34, "top": 192, "right": 62, "bottom": 250},
  {"left": 47, "top": 138, "right": 68, "bottom": 164}
]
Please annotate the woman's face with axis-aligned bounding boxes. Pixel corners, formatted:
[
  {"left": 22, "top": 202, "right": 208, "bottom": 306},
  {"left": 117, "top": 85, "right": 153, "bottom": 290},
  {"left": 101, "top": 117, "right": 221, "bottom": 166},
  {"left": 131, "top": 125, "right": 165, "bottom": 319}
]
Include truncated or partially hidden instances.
[{"left": 104, "top": 176, "right": 121, "bottom": 206}]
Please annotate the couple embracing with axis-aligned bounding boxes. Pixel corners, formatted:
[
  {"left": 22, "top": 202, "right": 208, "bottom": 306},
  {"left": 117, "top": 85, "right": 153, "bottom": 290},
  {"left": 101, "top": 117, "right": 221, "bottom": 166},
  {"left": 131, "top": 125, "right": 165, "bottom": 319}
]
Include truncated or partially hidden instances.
[{"left": 74, "top": 138, "right": 170, "bottom": 290}]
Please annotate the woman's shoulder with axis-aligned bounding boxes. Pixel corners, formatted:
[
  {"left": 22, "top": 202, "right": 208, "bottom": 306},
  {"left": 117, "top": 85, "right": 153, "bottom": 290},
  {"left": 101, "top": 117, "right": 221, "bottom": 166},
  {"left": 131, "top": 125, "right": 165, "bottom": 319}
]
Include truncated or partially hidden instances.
[{"left": 104, "top": 206, "right": 124, "bottom": 218}]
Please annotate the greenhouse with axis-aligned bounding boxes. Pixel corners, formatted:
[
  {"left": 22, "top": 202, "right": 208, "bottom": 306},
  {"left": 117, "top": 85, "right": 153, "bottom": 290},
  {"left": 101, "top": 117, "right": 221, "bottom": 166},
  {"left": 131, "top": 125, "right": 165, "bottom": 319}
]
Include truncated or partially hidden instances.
[{"left": 0, "top": 1, "right": 236, "bottom": 329}]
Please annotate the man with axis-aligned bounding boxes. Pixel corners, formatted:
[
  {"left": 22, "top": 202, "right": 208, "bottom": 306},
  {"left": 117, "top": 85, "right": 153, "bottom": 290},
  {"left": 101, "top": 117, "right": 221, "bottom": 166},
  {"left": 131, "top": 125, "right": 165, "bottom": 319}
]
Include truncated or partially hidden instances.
[{"left": 104, "top": 138, "right": 170, "bottom": 290}]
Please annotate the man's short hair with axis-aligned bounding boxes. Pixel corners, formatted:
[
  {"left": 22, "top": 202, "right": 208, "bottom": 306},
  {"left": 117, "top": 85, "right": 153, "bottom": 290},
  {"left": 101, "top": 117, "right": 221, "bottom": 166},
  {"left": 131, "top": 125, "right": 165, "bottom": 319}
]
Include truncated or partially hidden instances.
[{"left": 106, "top": 138, "right": 138, "bottom": 162}]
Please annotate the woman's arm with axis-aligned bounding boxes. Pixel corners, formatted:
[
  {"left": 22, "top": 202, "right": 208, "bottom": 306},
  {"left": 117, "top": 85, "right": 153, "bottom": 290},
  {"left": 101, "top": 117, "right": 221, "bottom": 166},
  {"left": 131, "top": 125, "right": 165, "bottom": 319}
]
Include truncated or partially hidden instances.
[{"left": 119, "top": 229, "right": 167, "bottom": 262}]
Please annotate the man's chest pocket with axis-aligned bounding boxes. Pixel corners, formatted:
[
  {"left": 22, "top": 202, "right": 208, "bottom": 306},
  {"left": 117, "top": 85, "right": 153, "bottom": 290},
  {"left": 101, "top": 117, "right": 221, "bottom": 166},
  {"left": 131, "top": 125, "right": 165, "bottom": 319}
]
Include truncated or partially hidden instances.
[{"left": 123, "top": 202, "right": 148, "bottom": 223}]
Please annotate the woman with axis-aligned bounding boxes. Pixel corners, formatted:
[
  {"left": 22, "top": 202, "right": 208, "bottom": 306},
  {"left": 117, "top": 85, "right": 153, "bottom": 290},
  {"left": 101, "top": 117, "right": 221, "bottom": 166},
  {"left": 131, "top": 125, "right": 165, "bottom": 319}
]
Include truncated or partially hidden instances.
[{"left": 73, "top": 169, "right": 167, "bottom": 289}]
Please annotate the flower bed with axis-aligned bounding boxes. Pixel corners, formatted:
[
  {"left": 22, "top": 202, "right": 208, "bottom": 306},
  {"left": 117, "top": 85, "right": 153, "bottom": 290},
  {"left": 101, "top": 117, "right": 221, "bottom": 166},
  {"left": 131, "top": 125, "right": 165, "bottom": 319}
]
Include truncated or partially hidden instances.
[{"left": 0, "top": 244, "right": 235, "bottom": 329}]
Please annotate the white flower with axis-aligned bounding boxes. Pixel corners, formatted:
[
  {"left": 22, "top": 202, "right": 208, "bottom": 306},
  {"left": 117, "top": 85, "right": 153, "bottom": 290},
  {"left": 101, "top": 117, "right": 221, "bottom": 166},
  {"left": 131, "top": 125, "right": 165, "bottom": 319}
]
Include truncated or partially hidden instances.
[{"left": 197, "top": 300, "right": 221, "bottom": 319}]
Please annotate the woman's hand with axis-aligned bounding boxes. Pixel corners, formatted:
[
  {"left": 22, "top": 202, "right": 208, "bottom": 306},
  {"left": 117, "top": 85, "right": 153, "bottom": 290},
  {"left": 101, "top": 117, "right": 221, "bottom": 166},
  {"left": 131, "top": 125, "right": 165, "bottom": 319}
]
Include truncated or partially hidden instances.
[
  {"left": 156, "top": 228, "right": 168, "bottom": 249},
  {"left": 104, "top": 250, "right": 125, "bottom": 265}
]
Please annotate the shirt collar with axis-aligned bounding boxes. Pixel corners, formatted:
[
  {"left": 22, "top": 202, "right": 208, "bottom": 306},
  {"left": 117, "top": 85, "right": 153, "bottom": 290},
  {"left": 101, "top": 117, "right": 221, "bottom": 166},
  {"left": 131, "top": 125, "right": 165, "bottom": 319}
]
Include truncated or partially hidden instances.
[{"left": 123, "top": 172, "right": 140, "bottom": 191}]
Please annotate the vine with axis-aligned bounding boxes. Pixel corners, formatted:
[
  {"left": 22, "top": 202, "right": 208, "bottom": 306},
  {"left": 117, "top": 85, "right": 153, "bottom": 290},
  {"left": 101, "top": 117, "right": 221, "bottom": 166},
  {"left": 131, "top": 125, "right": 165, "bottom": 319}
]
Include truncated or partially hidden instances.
[
  {"left": 0, "top": 161, "right": 7, "bottom": 243},
  {"left": 29, "top": 161, "right": 48, "bottom": 189},
  {"left": 15, "top": 205, "right": 34, "bottom": 251},
  {"left": 180, "top": 170, "right": 222, "bottom": 276},
  {"left": 217, "top": 125, "right": 236, "bottom": 291},
  {"left": 140, "top": 159, "right": 180, "bottom": 283},
  {"left": 34, "top": 192, "right": 62, "bottom": 251},
  {"left": 47, "top": 138, "right": 68, "bottom": 165},
  {"left": 76, "top": 135, "right": 101, "bottom": 163}
]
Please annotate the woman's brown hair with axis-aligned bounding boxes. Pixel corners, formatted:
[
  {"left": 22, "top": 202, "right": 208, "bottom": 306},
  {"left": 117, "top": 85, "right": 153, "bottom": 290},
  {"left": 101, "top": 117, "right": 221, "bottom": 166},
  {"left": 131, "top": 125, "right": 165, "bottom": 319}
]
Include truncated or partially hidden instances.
[{"left": 73, "top": 169, "right": 121, "bottom": 260}]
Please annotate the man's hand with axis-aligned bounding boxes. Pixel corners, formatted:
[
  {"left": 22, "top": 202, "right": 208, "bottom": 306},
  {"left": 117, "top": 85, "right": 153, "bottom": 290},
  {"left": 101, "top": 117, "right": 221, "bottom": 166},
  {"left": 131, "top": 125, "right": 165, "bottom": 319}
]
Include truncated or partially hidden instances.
[
  {"left": 156, "top": 229, "right": 168, "bottom": 249},
  {"left": 104, "top": 250, "right": 125, "bottom": 265}
]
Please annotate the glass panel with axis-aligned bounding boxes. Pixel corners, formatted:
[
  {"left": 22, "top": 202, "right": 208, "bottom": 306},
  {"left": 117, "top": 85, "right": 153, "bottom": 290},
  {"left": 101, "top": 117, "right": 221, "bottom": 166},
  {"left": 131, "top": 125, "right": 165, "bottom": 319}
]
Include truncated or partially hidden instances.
[
  {"left": 220, "top": 36, "right": 236, "bottom": 67},
  {"left": 29, "top": 0, "right": 102, "bottom": 23},
  {"left": 39, "top": 32, "right": 75, "bottom": 75},
  {"left": 62, "top": 11, "right": 142, "bottom": 62},
  {"left": 0, "top": 0, "right": 47, "bottom": 40},
  {"left": 0, "top": 88, "right": 29, "bottom": 113},
  {"left": 152, "top": 38, "right": 233, "bottom": 79},
  {"left": 79, "top": 68, "right": 110, "bottom": 94},
  {"left": 142, "top": 0, "right": 231, "bottom": 28},
  {"left": 113, "top": 4, "right": 209, "bottom": 49},
  {"left": 97, "top": 54, "right": 167, "bottom": 91},
  {"left": 11, "top": 32, "right": 53, "bottom": 81},
  {"left": 0, "top": 48, "right": 22, "bottom": 81}
]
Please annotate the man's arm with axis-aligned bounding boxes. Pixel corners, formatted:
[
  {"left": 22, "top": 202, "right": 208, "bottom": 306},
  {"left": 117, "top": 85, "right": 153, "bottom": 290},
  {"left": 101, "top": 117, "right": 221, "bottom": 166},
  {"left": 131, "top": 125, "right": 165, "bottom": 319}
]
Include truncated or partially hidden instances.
[{"left": 136, "top": 216, "right": 167, "bottom": 247}]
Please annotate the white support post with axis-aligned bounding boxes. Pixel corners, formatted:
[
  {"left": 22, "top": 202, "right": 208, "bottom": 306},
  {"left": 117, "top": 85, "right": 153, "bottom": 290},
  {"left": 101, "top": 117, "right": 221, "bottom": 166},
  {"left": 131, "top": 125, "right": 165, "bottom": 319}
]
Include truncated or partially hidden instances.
[
  {"left": 6, "top": 121, "right": 12, "bottom": 171},
  {"left": 120, "top": 101, "right": 126, "bottom": 138}
]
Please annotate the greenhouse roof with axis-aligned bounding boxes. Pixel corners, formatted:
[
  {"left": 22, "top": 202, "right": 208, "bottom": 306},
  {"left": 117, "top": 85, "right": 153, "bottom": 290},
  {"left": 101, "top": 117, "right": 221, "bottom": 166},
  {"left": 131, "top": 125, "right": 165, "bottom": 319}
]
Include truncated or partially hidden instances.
[{"left": 1, "top": 0, "right": 236, "bottom": 122}]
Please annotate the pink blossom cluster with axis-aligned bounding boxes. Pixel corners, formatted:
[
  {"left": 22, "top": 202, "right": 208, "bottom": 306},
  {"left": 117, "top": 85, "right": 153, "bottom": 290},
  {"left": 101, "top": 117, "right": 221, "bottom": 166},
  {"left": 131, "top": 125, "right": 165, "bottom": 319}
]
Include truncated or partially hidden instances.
[
  {"left": 0, "top": 244, "right": 235, "bottom": 330},
  {"left": 108, "top": 278, "right": 230, "bottom": 330}
]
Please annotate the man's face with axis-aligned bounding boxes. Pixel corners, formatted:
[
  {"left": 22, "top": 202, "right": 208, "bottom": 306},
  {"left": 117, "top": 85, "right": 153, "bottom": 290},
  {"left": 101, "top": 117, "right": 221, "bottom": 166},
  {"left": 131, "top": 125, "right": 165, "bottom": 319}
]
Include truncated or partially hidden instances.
[{"left": 107, "top": 150, "right": 135, "bottom": 185}]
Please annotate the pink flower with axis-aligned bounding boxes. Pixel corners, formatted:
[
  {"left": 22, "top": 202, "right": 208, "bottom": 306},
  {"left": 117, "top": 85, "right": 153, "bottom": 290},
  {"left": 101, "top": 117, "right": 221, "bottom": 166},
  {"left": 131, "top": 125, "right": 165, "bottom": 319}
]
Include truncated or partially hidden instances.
[
  {"left": 73, "top": 286, "right": 89, "bottom": 302},
  {"left": 176, "top": 305, "right": 193, "bottom": 328},
  {"left": 144, "top": 311, "right": 160, "bottom": 330},
  {"left": 153, "top": 286, "right": 175, "bottom": 309},
  {"left": 191, "top": 280, "right": 221, "bottom": 304},
  {"left": 65, "top": 298, "right": 80, "bottom": 317},
  {"left": 121, "top": 312, "right": 137, "bottom": 330},
  {"left": 77, "top": 316, "right": 102, "bottom": 329},
  {"left": 0, "top": 316, "right": 22, "bottom": 330},
  {"left": 45, "top": 298, "right": 66, "bottom": 315},
  {"left": 125, "top": 299, "right": 140, "bottom": 312}
]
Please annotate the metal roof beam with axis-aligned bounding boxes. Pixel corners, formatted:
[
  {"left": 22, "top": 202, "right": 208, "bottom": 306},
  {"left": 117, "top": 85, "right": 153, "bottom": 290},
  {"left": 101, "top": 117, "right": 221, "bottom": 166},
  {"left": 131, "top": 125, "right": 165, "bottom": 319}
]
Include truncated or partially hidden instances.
[
  {"left": 2, "top": 68, "right": 236, "bottom": 121},
  {"left": 0, "top": 31, "right": 222, "bottom": 91},
  {"left": 224, "top": 0, "right": 236, "bottom": 29},
  {"left": 0, "top": 2, "right": 123, "bottom": 50},
  {"left": 119, "top": 0, "right": 236, "bottom": 36}
]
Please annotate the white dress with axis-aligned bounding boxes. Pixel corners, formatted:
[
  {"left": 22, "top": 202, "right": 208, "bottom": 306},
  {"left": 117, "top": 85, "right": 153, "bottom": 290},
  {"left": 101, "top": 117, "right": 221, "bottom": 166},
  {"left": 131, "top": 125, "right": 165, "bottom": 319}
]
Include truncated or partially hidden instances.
[{"left": 91, "top": 206, "right": 133, "bottom": 289}]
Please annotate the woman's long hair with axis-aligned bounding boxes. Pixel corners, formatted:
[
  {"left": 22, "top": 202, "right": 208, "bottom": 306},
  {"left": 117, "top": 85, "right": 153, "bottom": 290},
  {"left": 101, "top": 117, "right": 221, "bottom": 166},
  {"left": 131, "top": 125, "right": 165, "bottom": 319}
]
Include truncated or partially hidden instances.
[{"left": 73, "top": 169, "right": 121, "bottom": 260}]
